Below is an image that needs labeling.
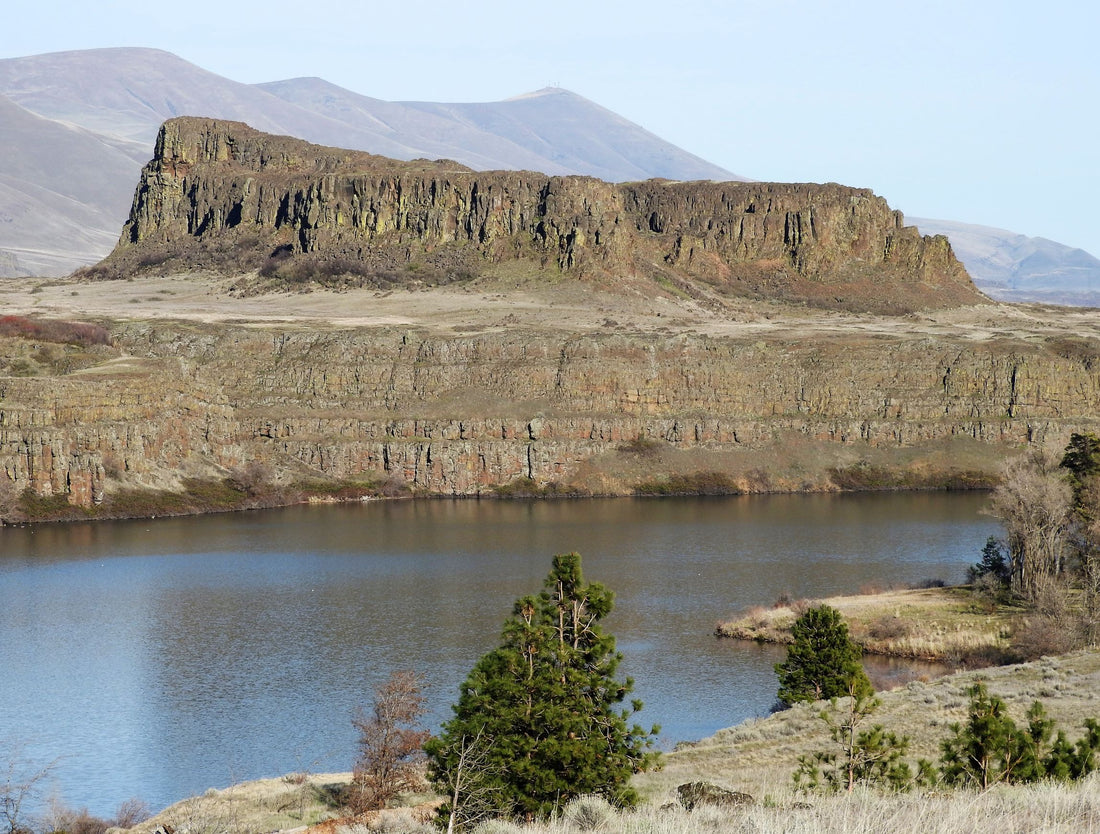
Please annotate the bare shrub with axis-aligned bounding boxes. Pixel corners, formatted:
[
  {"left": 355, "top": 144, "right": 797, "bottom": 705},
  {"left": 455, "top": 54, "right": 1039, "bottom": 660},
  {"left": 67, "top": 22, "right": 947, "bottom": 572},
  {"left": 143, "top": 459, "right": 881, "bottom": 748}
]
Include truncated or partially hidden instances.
[
  {"left": 633, "top": 471, "right": 741, "bottom": 496},
  {"left": 42, "top": 803, "right": 112, "bottom": 834},
  {"left": 1011, "top": 581, "right": 1085, "bottom": 660},
  {"left": 773, "top": 592, "right": 795, "bottom": 609},
  {"left": 789, "top": 598, "right": 814, "bottom": 617},
  {"left": 0, "top": 314, "right": 110, "bottom": 347},
  {"left": 1, "top": 749, "right": 56, "bottom": 834},
  {"left": 349, "top": 670, "right": 430, "bottom": 814},
  {"left": 227, "top": 460, "right": 273, "bottom": 497},
  {"left": 913, "top": 578, "right": 947, "bottom": 589},
  {"left": 112, "top": 798, "right": 152, "bottom": 828},
  {"left": 742, "top": 606, "right": 771, "bottom": 630},
  {"left": 746, "top": 468, "right": 772, "bottom": 492},
  {"left": 867, "top": 616, "right": 912, "bottom": 641},
  {"left": 616, "top": 437, "right": 661, "bottom": 457},
  {"left": 380, "top": 471, "right": 410, "bottom": 498}
]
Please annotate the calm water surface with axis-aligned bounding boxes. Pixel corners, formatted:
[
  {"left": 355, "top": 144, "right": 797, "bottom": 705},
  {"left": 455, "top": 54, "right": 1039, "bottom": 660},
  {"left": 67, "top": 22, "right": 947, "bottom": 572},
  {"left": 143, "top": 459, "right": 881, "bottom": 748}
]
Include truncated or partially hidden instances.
[{"left": 0, "top": 493, "right": 999, "bottom": 816}]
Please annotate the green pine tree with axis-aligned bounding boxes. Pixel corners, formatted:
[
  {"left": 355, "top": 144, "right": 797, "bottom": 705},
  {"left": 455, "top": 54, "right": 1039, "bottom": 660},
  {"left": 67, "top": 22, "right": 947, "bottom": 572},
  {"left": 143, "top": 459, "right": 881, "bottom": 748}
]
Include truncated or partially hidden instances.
[
  {"left": 793, "top": 692, "right": 916, "bottom": 793},
  {"left": 426, "top": 552, "right": 659, "bottom": 828},
  {"left": 1061, "top": 431, "right": 1100, "bottom": 516},
  {"left": 775, "top": 604, "right": 872, "bottom": 706}
]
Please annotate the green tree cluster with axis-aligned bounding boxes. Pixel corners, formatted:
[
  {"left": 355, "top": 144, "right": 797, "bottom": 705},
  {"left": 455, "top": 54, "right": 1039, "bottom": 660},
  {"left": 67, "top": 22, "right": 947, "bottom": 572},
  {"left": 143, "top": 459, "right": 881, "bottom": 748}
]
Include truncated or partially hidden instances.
[
  {"left": 795, "top": 681, "right": 1100, "bottom": 793},
  {"left": 940, "top": 682, "right": 1100, "bottom": 788},
  {"left": 426, "top": 553, "right": 659, "bottom": 828},
  {"left": 1061, "top": 431, "right": 1100, "bottom": 515}
]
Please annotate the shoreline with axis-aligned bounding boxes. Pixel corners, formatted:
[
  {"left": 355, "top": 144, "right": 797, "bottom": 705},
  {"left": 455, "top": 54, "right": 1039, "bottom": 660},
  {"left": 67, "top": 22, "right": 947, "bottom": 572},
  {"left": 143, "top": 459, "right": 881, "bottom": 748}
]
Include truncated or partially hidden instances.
[
  {"left": 114, "top": 648, "right": 1100, "bottom": 834},
  {"left": 1, "top": 479, "right": 995, "bottom": 527}
]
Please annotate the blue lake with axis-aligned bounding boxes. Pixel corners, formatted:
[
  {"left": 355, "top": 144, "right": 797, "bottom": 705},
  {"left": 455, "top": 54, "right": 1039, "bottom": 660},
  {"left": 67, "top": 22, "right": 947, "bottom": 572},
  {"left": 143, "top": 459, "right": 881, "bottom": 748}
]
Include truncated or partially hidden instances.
[{"left": 0, "top": 492, "right": 1000, "bottom": 816}]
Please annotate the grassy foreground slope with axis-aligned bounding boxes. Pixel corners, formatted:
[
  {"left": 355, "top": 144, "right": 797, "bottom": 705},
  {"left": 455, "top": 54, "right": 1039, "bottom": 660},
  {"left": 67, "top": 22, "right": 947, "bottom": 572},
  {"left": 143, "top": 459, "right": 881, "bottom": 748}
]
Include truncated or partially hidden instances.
[
  {"left": 640, "top": 649, "right": 1100, "bottom": 799},
  {"left": 119, "top": 650, "right": 1100, "bottom": 834}
]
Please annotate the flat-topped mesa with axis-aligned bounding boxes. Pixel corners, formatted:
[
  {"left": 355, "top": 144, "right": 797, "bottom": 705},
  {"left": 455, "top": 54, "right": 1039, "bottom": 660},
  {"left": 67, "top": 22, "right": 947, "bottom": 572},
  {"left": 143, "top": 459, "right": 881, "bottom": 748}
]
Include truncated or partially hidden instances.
[{"left": 99, "top": 117, "right": 983, "bottom": 312}]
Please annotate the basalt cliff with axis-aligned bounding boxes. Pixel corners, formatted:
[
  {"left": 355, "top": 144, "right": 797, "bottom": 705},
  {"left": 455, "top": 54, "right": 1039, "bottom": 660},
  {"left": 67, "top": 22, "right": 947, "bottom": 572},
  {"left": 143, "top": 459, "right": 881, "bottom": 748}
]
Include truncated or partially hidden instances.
[
  {"left": 89, "top": 118, "right": 981, "bottom": 315},
  {"left": 3, "top": 119, "right": 1098, "bottom": 521}
]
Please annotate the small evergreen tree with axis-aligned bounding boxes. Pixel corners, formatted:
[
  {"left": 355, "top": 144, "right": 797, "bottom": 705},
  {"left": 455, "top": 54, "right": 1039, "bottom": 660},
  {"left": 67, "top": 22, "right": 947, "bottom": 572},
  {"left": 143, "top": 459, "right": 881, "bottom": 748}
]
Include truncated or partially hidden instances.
[
  {"left": 968, "top": 536, "right": 1012, "bottom": 587},
  {"left": 968, "top": 536, "right": 1013, "bottom": 606},
  {"left": 1061, "top": 432, "right": 1100, "bottom": 516},
  {"left": 426, "top": 553, "right": 659, "bottom": 827},
  {"left": 794, "top": 689, "right": 917, "bottom": 792},
  {"left": 775, "top": 604, "right": 871, "bottom": 706}
]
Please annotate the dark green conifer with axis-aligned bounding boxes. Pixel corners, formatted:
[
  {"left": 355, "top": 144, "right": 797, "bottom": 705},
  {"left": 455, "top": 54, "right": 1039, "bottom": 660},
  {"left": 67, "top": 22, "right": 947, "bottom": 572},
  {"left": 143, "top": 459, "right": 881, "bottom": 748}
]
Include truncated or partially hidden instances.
[
  {"left": 775, "top": 604, "right": 872, "bottom": 706},
  {"left": 426, "top": 553, "right": 659, "bottom": 827},
  {"left": 1061, "top": 432, "right": 1100, "bottom": 515}
]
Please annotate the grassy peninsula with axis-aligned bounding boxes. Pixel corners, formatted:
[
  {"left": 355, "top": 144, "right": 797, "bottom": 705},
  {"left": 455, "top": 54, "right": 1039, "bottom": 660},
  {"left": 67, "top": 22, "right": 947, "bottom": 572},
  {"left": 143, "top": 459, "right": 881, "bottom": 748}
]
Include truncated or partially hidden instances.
[{"left": 716, "top": 585, "right": 1021, "bottom": 666}]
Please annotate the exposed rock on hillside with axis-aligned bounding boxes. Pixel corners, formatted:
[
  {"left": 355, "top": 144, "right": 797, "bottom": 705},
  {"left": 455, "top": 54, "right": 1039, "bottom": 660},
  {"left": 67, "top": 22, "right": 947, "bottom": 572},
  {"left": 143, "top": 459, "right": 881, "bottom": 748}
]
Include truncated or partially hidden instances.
[
  {"left": 3, "top": 309, "right": 1099, "bottom": 513},
  {"left": 90, "top": 118, "right": 983, "bottom": 314}
]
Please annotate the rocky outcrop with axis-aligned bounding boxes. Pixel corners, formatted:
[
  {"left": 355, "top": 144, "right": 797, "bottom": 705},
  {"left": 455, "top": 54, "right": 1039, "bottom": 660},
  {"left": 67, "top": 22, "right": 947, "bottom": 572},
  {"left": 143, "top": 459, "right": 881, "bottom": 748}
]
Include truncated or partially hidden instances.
[
  {"left": 3, "top": 322, "right": 1099, "bottom": 509},
  {"left": 91, "top": 118, "right": 983, "bottom": 314},
  {"left": 677, "top": 782, "right": 754, "bottom": 810}
]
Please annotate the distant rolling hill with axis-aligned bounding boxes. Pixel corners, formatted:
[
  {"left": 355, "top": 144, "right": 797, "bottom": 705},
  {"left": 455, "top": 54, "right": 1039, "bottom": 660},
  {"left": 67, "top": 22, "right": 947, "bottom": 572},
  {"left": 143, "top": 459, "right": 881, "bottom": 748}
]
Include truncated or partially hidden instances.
[
  {"left": 0, "top": 92, "right": 142, "bottom": 276},
  {"left": 0, "top": 48, "right": 740, "bottom": 276},
  {"left": 912, "top": 218, "right": 1100, "bottom": 306},
  {"left": 1, "top": 46, "right": 1098, "bottom": 307}
]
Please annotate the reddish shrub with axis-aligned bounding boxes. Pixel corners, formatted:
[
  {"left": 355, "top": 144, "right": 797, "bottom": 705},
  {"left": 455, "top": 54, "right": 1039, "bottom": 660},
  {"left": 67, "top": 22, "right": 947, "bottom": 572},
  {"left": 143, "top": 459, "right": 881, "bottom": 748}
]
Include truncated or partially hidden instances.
[{"left": 0, "top": 315, "right": 111, "bottom": 346}]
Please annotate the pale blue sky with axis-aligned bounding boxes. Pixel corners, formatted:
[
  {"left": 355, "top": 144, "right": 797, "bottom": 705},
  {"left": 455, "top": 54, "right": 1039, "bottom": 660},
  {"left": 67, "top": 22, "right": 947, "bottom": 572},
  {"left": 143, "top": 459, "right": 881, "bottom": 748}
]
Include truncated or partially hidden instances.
[{"left": 5, "top": 0, "right": 1099, "bottom": 255}]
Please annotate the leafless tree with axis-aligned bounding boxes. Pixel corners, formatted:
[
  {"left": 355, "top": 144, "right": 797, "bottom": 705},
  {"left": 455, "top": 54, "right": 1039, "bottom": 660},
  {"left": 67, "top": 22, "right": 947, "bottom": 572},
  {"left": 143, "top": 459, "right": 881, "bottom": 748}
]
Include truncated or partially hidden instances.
[
  {"left": 348, "top": 670, "right": 429, "bottom": 814},
  {"left": 110, "top": 798, "right": 151, "bottom": 829},
  {"left": 988, "top": 451, "right": 1072, "bottom": 600},
  {"left": 227, "top": 460, "right": 273, "bottom": 498},
  {"left": 430, "top": 730, "right": 505, "bottom": 834},
  {"left": 2, "top": 747, "right": 56, "bottom": 834}
]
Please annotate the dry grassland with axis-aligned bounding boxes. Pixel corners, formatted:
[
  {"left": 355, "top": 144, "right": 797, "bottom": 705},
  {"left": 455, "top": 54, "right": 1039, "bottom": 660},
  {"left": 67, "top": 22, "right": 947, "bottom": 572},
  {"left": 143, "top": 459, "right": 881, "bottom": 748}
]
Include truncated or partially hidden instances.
[
  {"left": 638, "top": 649, "right": 1100, "bottom": 801},
  {"left": 716, "top": 585, "right": 1020, "bottom": 663}
]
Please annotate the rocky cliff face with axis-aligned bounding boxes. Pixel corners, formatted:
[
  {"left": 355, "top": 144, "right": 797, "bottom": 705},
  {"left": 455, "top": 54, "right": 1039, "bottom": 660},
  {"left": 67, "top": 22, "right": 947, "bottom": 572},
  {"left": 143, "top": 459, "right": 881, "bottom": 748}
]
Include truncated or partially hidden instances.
[
  {"left": 92, "top": 118, "right": 982, "bottom": 314},
  {"left": 3, "top": 320, "right": 1098, "bottom": 509},
  {"left": 2, "top": 120, "right": 1042, "bottom": 517}
]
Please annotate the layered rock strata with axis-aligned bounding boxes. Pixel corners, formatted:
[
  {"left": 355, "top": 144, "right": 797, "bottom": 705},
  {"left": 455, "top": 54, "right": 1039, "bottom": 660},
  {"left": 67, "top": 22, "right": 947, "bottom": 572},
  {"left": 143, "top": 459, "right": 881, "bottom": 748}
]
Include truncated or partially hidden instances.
[{"left": 2, "top": 324, "right": 1097, "bottom": 507}]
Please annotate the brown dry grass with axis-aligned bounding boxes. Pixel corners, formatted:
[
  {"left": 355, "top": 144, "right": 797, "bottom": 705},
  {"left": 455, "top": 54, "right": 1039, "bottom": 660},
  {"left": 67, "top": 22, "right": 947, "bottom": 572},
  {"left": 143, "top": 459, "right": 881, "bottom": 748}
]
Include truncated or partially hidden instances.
[
  {"left": 459, "top": 781, "right": 1100, "bottom": 834},
  {"left": 716, "top": 585, "right": 1021, "bottom": 664},
  {"left": 113, "top": 773, "right": 352, "bottom": 834},
  {"left": 5, "top": 272, "right": 1100, "bottom": 347},
  {"left": 115, "top": 772, "right": 443, "bottom": 834}
]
